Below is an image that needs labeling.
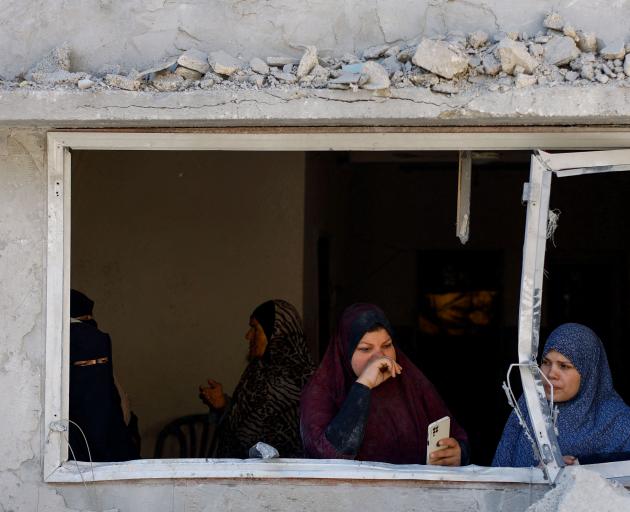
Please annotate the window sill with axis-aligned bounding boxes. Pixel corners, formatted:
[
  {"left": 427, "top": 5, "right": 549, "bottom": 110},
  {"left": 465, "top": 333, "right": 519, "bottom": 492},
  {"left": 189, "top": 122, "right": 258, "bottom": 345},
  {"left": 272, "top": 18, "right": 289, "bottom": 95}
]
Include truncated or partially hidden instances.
[{"left": 46, "top": 458, "right": 551, "bottom": 484}]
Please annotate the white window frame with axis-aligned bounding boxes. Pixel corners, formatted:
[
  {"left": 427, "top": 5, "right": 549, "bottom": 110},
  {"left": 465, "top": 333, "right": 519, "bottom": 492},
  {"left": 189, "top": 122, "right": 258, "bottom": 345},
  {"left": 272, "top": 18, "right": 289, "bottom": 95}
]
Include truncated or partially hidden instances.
[{"left": 45, "top": 130, "right": 630, "bottom": 484}]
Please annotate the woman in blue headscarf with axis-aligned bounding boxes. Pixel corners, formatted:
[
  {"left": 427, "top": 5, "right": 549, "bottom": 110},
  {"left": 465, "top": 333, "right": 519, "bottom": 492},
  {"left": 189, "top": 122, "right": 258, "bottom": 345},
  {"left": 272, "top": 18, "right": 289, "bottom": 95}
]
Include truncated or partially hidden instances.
[{"left": 493, "top": 323, "right": 630, "bottom": 467}]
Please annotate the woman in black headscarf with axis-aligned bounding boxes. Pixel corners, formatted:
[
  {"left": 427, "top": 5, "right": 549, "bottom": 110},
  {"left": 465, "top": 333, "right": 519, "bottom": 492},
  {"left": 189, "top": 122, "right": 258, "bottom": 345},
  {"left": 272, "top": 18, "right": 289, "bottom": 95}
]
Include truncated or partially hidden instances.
[{"left": 199, "top": 299, "right": 315, "bottom": 458}]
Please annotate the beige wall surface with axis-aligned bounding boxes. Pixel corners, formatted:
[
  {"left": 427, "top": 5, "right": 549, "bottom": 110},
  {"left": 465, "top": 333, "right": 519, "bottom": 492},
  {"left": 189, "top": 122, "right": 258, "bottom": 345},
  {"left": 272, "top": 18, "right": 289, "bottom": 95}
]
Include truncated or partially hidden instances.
[{"left": 70, "top": 150, "right": 305, "bottom": 457}]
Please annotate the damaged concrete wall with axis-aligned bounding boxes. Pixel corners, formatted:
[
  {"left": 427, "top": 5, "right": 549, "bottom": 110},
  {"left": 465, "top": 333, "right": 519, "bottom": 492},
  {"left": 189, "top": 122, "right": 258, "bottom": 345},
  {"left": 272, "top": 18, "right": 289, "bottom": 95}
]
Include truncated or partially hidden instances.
[
  {"left": 1, "top": 0, "right": 630, "bottom": 79},
  {"left": 0, "top": 131, "right": 550, "bottom": 512}
]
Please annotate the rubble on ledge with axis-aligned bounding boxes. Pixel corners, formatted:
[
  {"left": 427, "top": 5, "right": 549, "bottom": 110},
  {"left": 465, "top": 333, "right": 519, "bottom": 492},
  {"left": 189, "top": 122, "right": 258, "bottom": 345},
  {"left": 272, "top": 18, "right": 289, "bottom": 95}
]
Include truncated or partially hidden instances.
[{"left": 3, "top": 12, "right": 630, "bottom": 97}]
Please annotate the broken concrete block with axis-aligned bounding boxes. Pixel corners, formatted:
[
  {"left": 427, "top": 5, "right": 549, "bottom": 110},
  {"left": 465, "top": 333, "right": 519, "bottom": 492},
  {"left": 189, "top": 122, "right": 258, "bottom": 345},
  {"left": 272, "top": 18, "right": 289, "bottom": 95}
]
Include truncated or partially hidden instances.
[
  {"left": 271, "top": 70, "right": 297, "bottom": 83},
  {"left": 266, "top": 56, "right": 299, "bottom": 67},
  {"left": 624, "top": 55, "right": 630, "bottom": 78},
  {"left": 529, "top": 43, "right": 544, "bottom": 58},
  {"left": 152, "top": 72, "right": 184, "bottom": 92},
  {"left": 514, "top": 73, "right": 537, "bottom": 88},
  {"left": 329, "top": 71, "right": 361, "bottom": 85},
  {"left": 496, "top": 39, "right": 539, "bottom": 74},
  {"left": 362, "top": 44, "right": 391, "bottom": 60},
  {"left": 564, "top": 70, "right": 579, "bottom": 82},
  {"left": 412, "top": 38, "right": 469, "bottom": 79},
  {"left": 199, "top": 78, "right": 215, "bottom": 89},
  {"left": 136, "top": 58, "right": 178, "bottom": 80},
  {"left": 309, "top": 64, "right": 330, "bottom": 81},
  {"left": 175, "top": 66, "right": 203, "bottom": 80},
  {"left": 379, "top": 55, "right": 402, "bottom": 77},
  {"left": 177, "top": 49, "right": 210, "bottom": 74},
  {"left": 248, "top": 74, "right": 265, "bottom": 88},
  {"left": 576, "top": 31, "right": 598, "bottom": 53},
  {"left": 410, "top": 73, "right": 440, "bottom": 87},
  {"left": 563, "top": 24, "right": 578, "bottom": 41},
  {"left": 596, "top": 73, "right": 610, "bottom": 84},
  {"left": 297, "top": 46, "right": 318, "bottom": 78},
  {"left": 482, "top": 53, "right": 501, "bottom": 76},
  {"left": 544, "top": 36, "right": 580, "bottom": 66},
  {"left": 431, "top": 82, "right": 459, "bottom": 94},
  {"left": 209, "top": 51, "right": 243, "bottom": 76},
  {"left": 580, "top": 64, "right": 594, "bottom": 80},
  {"left": 250, "top": 57, "right": 269, "bottom": 75},
  {"left": 77, "top": 78, "right": 94, "bottom": 90},
  {"left": 468, "top": 31, "right": 489, "bottom": 49},
  {"left": 359, "top": 61, "right": 390, "bottom": 90},
  {"left": 105, "top": 74, "right": 141, "bottom": 91},
  {"left": 30, "top": 70, "right": 87, "bottom": 85},
  {"left": 600, "top": 41, "right": 626, "bottom": 60},
  {"left": 543, "top": 12, "right": 564, "bottom": 31},
  {"left": 396, "top": 47, "right": 414, "bottom": 63},
  {"left": 28, "top": 43, "right": 71, "bottom": 77},
  {"left": 282, "top": 63, "right": 293, "bottom": 74}
]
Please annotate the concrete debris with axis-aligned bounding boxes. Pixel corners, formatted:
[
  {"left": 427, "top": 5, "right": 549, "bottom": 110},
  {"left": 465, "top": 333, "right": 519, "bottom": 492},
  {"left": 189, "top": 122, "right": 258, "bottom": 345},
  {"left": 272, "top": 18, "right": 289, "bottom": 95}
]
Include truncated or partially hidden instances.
[
  {"left": 271, "top": 70, "right": 297, "bottom": 83},
  {"left": 209, "top": 50, "right": 242, "bottom": 76},
  {"left": 30, "top": 70, "right": 87, "bottom": 85},
  {"left": 468, "top": 31, "right": 489, "bottom": 49},
  {"left": 576, "top": 31, "right": 598, "bottom": 53},
  {"left": 174, "top": 66, "right": 203, "bottom": 80},
  {"left": 380, "top": 55, "right": 402, "bottom": 77},
  {"left": 105, "top": 74, "right": 141, "bottom": 91},
  {"left": 432, "top": 81, "right": 459, "bottom": 94},
  {"left": 77, "top": 78, "right": 94, "bottom": 90},
  {"left": 409, "top": 73, "right": 439, "bottom": 87},
  {"left": 27, "top": 43, "right": 71, "bottom": 77},
  {"left": 250, "top": 57, "right": 269, "bottom": 75},
  {"left": 482, "top": 53, "right": 501, "bottom": 76},
  {"left": 362, "top": 44, "right": 391, "bottom": 60},
  {"left": 266, "top": 56, "right": 299, "bottom": 67},
  {"left": 563, "top": 25, "right": 578, "bottom": 41},
  {"left": 136, "top": 58, "right": 177, "bottom": 80},
  {"left": 564, "top": 70, "right": 579, "bottom": 82},
  {"left": 514, "top": 73, "right": 537, "bottom": 88},
  {"left": 359, "top": 61, "right": 390, "bottom": 90},
  {"left": 600, "top": 41, "right": 626, "bottom": 61},
  {"left": 177, "top": 49, "right": 210, "bottom": 74},
  {"left": 496, "top": 39, "right": 539, "bottom": 74},
  {"left": 10, "top": 16, "right": 630, "bottom": 97},
  {"left": 297, "top": 46, "right": 318, "bottom": 78},
  {"left": 544, "top": 36, "right": 581, "bottom": 66},
  {"left": 152, "top": 72, "right": 184, "bottom": 92},
  {"left": 412, "top": 38, "right": 469, "bottom": 79},
  {"left": 543, "top": 12, "right": 564, "bottom": 31}
]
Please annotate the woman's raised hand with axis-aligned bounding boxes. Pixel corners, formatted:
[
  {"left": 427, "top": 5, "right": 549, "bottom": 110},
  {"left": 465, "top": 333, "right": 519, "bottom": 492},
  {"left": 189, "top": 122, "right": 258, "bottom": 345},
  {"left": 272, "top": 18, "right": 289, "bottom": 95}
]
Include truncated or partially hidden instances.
[
  {"left": 356, "top": 355, "right": 402, "bottom": 389},
  {"left": 198, "top": 378, "right": 226, "bottom": 409},
  {"left": 428, "top": 437, "right": 462, "bottom": 466}
]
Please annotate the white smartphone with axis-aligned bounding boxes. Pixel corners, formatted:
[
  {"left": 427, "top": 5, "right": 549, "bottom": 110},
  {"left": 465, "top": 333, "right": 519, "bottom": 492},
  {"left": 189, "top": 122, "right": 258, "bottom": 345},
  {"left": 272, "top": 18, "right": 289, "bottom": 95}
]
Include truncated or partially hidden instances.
[{"left": 426, "top": 416, "right": 450, "bottom": 465}]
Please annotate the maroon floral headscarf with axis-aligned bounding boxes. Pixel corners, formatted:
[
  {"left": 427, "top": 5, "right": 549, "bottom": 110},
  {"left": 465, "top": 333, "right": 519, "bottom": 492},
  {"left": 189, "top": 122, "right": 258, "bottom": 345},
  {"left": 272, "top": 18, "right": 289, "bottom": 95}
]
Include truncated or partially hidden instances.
[{"left": 300, "top": 303, "right": 467, "bottom": 464}]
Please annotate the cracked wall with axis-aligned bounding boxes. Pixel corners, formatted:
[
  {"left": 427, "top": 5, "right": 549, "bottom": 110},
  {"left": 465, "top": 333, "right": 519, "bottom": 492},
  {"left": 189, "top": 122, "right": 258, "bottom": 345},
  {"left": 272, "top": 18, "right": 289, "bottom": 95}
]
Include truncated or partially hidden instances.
[{"left": 2, "top": 1, "right": 630, "bottom": 78}]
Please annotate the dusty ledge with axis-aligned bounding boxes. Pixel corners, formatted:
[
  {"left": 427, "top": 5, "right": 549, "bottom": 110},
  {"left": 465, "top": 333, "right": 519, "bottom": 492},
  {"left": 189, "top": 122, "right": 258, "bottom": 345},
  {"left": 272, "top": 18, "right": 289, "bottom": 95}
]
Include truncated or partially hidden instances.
[{"left": 2, "top": 85, "right": 630, "bottom": 128}]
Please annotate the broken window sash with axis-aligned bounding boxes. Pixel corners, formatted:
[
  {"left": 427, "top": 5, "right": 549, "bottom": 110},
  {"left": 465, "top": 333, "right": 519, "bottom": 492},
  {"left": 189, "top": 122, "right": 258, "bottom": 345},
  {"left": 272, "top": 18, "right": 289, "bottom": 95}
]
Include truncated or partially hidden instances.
[
  {"left": 517, "top": 148, "right": 630, "bottom": 485},
  {"left": 456, "top": 150, "right": 472, "bottom": 244}
]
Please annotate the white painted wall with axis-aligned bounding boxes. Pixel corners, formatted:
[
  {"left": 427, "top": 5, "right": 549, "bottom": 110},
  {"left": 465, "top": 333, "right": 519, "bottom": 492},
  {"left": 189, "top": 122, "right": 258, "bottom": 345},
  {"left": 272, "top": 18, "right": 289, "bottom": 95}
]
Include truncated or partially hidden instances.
[{"left": 1, "top": 1, "right": 630, "bottom": 78}]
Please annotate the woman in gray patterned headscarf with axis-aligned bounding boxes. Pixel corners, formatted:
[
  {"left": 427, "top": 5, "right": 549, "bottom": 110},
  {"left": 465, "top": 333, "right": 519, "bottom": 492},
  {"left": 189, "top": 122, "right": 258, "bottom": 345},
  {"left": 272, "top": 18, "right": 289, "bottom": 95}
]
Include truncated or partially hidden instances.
[{"left": 199, "top": 300, "right": 315, "bottom": 457}]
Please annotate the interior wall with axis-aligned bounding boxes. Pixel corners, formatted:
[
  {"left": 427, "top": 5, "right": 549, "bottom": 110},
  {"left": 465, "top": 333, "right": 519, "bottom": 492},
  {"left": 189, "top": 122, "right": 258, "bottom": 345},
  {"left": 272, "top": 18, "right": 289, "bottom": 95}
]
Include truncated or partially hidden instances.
[{"left": 71, "top": 150, "right": 305, "bottom": 457}]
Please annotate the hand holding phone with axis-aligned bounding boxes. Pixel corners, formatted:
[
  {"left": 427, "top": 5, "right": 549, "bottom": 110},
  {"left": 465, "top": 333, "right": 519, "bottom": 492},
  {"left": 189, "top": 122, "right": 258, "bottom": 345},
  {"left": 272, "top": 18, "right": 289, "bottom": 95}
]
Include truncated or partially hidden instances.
[{"left": 426, "top": 416, "right": 450, "bottom": 465}]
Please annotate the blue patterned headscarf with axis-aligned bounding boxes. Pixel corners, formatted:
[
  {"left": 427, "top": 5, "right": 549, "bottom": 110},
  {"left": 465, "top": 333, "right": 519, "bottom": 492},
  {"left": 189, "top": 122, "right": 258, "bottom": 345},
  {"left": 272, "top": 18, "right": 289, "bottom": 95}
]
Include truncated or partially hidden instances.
[{"left": 493, "top": 323, "right": 630, "bottom": 467}]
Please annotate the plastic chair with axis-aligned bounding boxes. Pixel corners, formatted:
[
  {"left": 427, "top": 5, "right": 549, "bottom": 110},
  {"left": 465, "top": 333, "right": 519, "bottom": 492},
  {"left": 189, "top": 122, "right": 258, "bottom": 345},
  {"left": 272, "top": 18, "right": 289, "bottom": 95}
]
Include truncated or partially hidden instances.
[{"left": 153, "top": 413, "right": 217, "bottom": 459}]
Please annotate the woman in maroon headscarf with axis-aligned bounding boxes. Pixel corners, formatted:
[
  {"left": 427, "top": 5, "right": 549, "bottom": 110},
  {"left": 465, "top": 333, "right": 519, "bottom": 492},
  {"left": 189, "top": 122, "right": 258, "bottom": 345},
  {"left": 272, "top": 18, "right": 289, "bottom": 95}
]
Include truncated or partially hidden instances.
[{"left": 300, "top": 303, "right": 469, "bottom": 465}]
